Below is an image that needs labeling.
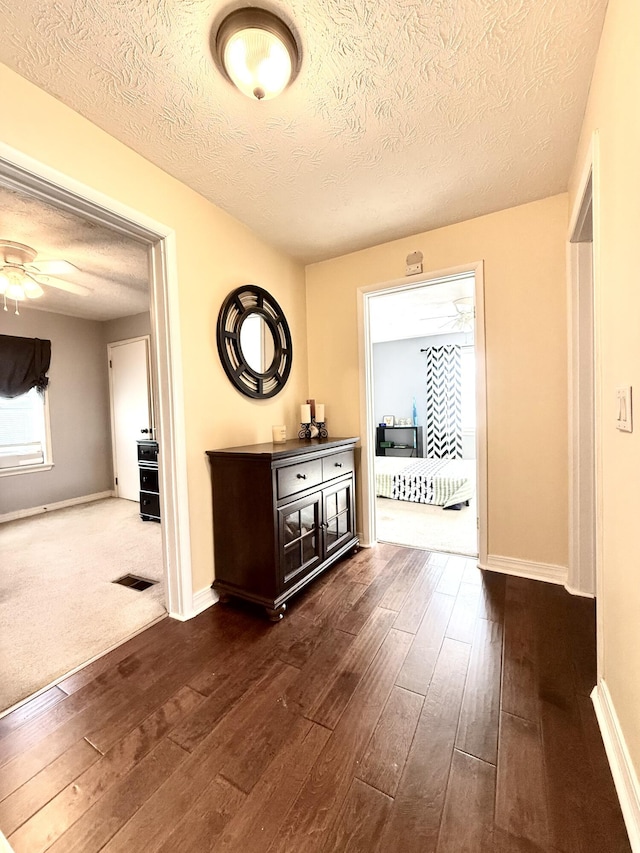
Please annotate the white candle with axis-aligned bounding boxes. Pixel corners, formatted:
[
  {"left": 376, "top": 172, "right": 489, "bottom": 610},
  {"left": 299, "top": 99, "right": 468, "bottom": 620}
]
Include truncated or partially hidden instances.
[
  {"left": 316, "top": 403, "right": 325, "bottom": 422},
  {"left": 272, "top": 425, "right": 286, "bottom": 443},
  {"left": 301, "top": 404, "right": 311, "bottom": 423}
]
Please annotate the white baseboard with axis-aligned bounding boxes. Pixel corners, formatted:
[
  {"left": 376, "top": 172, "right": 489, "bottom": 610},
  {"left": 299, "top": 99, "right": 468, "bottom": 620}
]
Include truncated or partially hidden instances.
[
  {"left": 592, "top": 680, "right": 640, "bottom": 851},
  {"left": 0, "top": 490, "right": 115, "bottom": 524},
  {"left": 170, "top": 586, "right": 218, "bottom": 621},
  {"left": 479, "top": 554, "right": 567, "bottom": 586}
]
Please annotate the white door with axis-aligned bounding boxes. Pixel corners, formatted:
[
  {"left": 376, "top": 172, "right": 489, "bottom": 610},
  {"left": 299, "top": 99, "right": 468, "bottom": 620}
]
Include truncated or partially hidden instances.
[{"left": 109, "top": 338, "right": 152, "bottom": 501}]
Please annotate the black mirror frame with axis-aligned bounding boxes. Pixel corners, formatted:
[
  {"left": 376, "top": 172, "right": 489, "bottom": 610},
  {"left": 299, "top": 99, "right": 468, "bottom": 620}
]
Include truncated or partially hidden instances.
[{"left": 216, "top": 284, "right": 293, "bottom": 399}]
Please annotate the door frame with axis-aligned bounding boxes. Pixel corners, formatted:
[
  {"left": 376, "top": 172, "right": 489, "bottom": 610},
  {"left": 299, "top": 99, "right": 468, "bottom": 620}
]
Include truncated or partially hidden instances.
[
  {"left": 567, "top": 131, "right": 603, "bottom": 672},
  {"left": 0, "top": 141, "right": 194, "bottom": 620},
  {"left": 107, "top": 335, "right": 153, "bottom": 500},
  {"left": 357, "top": 261, "right": 488, "bottom": 567}
]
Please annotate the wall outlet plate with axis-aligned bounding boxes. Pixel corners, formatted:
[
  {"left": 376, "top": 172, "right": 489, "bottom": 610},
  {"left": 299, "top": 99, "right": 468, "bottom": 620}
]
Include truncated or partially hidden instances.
[{"left": 616, "top": 386, "right": 633, "bottom": 432}]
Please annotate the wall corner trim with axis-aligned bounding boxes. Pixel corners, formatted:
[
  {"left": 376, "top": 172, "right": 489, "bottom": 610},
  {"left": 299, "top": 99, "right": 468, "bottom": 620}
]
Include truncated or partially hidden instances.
[
  {"left": 563, "top": 583, "right": 595, "bottom": 599},
  {"left": 0, "top": 490, "right": 114, "bottom": 525},
  {"left": 170, "top": 585, "right": 218, "bottom": 622},
  {"left": 592, "top": 680, "right": 640, "bottom": 852},
  {"left": 479, "top": 554, "right": 567, "bottom": 586}
]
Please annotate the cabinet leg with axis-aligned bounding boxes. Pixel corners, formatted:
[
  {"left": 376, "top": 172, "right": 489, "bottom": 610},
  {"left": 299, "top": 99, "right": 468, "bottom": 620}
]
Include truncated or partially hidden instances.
[
  {"left": 265, "top": 603, "right": 287, "bottom": 622},
  {"left": 217, "top": 592, "right": 231, "bottom": 604}
]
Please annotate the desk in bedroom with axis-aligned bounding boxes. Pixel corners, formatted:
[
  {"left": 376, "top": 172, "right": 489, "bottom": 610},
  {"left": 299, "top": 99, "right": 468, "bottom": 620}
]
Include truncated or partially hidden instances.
[{"left": 375, "top": 425, "right": 423, "bottom": 457}]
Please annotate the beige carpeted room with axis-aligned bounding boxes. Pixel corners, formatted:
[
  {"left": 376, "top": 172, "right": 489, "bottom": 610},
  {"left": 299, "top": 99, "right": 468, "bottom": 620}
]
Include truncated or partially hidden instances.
[
  {"left": 0, "top": 187, "right": 167, "bottom": 714},
  {"left": 0, "top": 498, "right": 164, "bottom": 711}
]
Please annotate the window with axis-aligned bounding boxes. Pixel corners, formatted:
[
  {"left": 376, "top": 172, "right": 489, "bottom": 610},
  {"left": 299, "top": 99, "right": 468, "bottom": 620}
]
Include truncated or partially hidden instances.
[{"left": 0, "top": 388, "right": 51, "bottom": 471}]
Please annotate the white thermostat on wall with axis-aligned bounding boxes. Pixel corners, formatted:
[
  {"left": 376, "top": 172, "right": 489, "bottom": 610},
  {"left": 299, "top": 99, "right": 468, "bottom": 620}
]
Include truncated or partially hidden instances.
[{"left": 616, "top": 386, "right": 633, "bottom": 432}]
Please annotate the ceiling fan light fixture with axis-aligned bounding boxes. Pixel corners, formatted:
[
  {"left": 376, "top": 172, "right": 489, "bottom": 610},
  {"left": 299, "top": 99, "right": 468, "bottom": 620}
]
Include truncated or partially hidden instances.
[
  {"left": 23, "top": 278, "right": 44, "bottom": 299},
  {"left": 214, "top": 8, "right": 300, "bottom": 101},
  {"left": 0, "top": 266, "right": 43, "bottom": 300},
  {"left": 6, "top": 281, "right": 26, "bottom": 302},
  {"left": 453, "top": 296, "right": 474, "bottom": 314}
]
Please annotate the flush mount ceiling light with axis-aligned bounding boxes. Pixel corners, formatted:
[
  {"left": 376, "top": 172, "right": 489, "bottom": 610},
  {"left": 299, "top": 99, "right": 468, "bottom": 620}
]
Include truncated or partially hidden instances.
[{"left": 213, "top": 8, "right": 300, "bottom": 101}]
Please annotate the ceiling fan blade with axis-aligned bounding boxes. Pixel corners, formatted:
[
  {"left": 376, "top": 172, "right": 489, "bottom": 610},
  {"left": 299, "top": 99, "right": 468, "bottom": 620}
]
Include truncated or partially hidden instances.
[
  {"left": 30, "top": 274, "right": 91, "bottom": 296},
  {"left": 29, "top": 259, "right": 78, "bottom": 275}
]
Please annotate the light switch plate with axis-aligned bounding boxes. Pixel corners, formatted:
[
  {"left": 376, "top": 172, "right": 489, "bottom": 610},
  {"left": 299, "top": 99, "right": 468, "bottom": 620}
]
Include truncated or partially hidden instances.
[{"left": 616, "top": 386, "right": 633, "bottom": 432}]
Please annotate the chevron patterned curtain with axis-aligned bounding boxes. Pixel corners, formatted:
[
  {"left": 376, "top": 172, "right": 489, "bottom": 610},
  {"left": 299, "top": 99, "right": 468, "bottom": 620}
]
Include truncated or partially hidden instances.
[{"left": 424, "top": 345, "right": 462, "bottom": 458}]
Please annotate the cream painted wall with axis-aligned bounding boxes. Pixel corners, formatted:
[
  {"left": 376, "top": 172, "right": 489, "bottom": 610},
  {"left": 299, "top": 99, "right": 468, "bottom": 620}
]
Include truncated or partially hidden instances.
[
  {"left": 306, "top": 194, "right": 569, "bottom": 567},
  {"left": 0, "top": 63, "right": 308, "bottom": 593},
  {"left": 569, "top": 0, "right": 640, "bottom": 783}
]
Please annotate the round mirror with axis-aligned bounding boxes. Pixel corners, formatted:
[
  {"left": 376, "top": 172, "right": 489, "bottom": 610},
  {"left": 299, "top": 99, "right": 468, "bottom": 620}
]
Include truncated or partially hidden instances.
[
  {"left": 239, "top": 312, "right": 276, "bottom": 374},
  {"left": 216, "top": 285, "right": 293, "bottom": 399}
]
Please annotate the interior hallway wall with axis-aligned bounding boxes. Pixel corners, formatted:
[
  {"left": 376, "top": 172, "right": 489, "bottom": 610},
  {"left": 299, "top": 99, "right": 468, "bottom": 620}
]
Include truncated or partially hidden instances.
[
  {"left": 306, "top": 194, "right": 568, "bottom": 568},
  {"left": 0, "top": 63, "right": 309, "bottom": 592},
  {"left": 568, "top": 0, "right": 640, "bottom": 791}
]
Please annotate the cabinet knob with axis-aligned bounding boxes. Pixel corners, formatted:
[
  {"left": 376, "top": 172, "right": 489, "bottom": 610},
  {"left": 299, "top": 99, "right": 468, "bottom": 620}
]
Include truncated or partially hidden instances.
[
  {"left": 335, "top": 462, "right": 343, "bottom": 468},
  {"left": 296, "top": 473, "right": 307, "bottom": 480}
]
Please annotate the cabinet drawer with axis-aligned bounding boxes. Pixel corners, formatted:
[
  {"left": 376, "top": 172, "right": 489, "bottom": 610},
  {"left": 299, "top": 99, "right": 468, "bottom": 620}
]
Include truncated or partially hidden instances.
[
  {"left": 140, "top": 491, "right": 160, "bottom": 518},
  {"left": 277, "top": 458, "right": 322, "bottom": 500},
  {"left": 139, "top": 467, "right": 159, "bottom": 493},
  {"left": 322, "top": 450, "right": 354, "bottom": 481},
  {"left": 137, "top": 443, "right": 158, "bottom": 464}
]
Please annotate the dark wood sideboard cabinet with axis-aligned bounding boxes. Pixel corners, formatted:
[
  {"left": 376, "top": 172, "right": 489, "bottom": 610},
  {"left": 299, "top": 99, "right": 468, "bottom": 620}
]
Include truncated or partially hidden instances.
[{"left": 206, "top": 437, "right": 359, "bottom": 620}]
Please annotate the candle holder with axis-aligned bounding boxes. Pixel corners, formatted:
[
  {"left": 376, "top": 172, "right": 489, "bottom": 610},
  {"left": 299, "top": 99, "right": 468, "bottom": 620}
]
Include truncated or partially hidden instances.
[{"left": 298, "top": 419, "right": 328, "bottom": 439}]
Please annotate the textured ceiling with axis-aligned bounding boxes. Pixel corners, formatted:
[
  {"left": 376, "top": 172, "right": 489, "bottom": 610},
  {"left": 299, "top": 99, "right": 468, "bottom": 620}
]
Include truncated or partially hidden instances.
[
  {"left": 0, "top": 0, "right": 607, "bottom": 263},
  {"left": 369, "top": 276, "right": 475, "bottom": 343},
  {"left": 0, "top": 185, "right": 149, "bottom": 321}
]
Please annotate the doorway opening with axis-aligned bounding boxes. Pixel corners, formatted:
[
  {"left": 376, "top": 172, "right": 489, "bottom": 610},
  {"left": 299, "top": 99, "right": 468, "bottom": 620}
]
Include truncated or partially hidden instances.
[
  {"left": 360, "top": 268, "right": 487, "bottom": 560},
  {"left": 0, "top": 143, "right": 192, "bottom": 715}
]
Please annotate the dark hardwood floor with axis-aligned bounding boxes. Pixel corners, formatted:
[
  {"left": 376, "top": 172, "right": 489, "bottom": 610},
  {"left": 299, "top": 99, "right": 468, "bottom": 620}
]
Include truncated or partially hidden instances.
[{"left": 0, "top": 545, "right": 631, "bottom": 852}]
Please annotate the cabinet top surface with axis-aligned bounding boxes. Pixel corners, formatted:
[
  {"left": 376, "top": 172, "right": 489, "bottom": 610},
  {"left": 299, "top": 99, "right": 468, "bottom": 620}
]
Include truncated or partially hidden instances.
[{"left": 206, "top": 436, "right": 359, "bottom": 461}]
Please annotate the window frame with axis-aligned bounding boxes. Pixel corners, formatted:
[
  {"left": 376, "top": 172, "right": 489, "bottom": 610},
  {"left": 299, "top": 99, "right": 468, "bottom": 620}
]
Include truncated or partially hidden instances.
[{"left": 0, "top": 387, "right": 54, "bottom": 477}]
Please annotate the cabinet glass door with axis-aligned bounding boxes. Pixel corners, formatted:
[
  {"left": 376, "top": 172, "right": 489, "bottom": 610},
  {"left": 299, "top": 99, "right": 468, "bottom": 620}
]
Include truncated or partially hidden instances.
[
  {"left": 278, "top": 493, "right": 322, "bottom": 588},
  {"left": 322, "top": 478, "right": 354, "bottom": 559}
]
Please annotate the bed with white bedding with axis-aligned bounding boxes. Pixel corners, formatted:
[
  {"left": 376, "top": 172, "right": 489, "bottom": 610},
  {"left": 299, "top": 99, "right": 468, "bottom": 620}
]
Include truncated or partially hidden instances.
[{"left": 375, "top": 456, "right": 475, "bottom": 509}]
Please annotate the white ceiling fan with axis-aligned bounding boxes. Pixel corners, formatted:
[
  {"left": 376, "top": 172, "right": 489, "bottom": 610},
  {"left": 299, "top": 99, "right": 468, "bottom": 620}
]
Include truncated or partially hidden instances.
[
  {"left": 417, "top": 297, "right": 475, "bottom": 332},
  {"left": 0, "top": 239, "right": 91, "bottom": 315}
]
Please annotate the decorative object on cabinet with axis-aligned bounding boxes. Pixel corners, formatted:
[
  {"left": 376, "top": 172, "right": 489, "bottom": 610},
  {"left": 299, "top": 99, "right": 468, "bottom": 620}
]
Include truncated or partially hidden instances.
[
  {"left": 206, "top": 437, "right": 359, "bottom": 620},
  {"left": 216, "top": 284, "right": 292, "bottom": 399},
  {"left": 272, "top": 425, "right": 287, "bottom": 443},
  {"left": 382, "top": 415, "right": 395, "bottom": 427},
  {"left": 298, "top": 399, "right": 328, "bottom": 439},
  {"left": 375, "top": 425, "right": 423, "bottom": 457},
  {"left": 137, "top": 440, "right": 160, "bottom": 522}
]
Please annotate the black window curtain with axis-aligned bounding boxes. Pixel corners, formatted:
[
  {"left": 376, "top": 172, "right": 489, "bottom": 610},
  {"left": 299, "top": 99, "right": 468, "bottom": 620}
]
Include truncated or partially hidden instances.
[{"left": 0, "top": 334, "right": 51, "bottom": 399}]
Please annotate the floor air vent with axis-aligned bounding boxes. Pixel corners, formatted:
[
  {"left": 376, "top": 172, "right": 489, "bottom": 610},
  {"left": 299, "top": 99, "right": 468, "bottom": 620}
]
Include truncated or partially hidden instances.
[{"left": 113, "top": 574, "right": 158, "bottom": 591}]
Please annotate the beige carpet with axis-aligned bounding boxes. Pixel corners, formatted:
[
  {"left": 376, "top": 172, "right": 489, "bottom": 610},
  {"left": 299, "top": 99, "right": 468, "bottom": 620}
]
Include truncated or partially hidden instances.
[
  {"left": 376, "top": 496, "right": 478, "bottom": 557},
  {"left": 0, "top": 498, "right": 165, "bottom": 713}
]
